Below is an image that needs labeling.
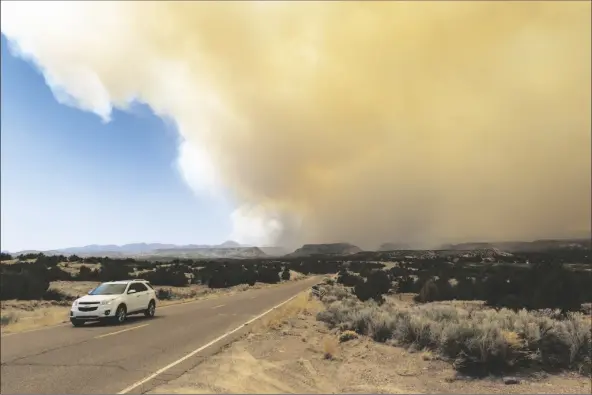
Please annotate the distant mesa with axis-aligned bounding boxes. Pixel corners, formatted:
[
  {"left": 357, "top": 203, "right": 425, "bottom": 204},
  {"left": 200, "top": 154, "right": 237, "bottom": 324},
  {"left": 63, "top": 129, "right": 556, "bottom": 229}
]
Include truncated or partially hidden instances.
[
  {"left": 441, "top": 238, "right": 591, "bottom": 253},
  {"left": 219, "top": 240, "right": 243, "bottom": 248},
  {"left": 286, "top": 243, "right": 363, "bottom": 257}
]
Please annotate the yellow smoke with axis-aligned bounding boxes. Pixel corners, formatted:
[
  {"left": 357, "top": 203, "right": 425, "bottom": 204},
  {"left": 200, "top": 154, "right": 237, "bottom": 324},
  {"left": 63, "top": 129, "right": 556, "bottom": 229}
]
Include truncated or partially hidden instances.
[{"left": 2, "top": 1, "right": 590, "bottom": 248}]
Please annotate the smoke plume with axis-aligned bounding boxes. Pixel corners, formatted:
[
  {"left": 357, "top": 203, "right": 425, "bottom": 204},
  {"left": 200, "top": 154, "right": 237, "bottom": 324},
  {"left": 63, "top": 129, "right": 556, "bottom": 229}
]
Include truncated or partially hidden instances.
[{"left": 2, "top": 1, "right": 590, "bottom": 249}]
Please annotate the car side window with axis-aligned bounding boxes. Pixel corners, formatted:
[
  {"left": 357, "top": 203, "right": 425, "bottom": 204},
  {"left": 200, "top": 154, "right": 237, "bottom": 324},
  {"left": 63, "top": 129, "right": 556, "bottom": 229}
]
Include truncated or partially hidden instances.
[
  {"left": 134, "top": 283, "right": 148, "bottom": 293},
  {"left": 128, "top": 283, "right": 141, "bottom": 293}
]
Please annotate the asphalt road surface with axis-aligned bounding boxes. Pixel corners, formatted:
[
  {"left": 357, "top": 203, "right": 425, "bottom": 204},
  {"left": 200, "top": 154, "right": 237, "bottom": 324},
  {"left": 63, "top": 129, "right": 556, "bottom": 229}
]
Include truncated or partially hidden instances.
[{"left": 0, "top": 277, "right": 321, "bottom": 394}]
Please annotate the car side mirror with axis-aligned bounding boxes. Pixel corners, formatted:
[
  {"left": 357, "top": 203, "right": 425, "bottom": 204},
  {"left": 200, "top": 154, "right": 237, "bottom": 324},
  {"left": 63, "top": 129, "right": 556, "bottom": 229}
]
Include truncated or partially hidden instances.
[
  {"left": 128, "top": 289, "right": 137, "bottom": 294},
  {"left": 87, "top": 291, "right": 92, "bottom": 294}
]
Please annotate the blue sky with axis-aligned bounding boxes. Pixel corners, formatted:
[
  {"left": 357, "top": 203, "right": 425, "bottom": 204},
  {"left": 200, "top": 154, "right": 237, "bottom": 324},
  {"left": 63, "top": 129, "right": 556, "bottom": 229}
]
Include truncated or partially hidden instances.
[{"left": 1, "top": 34, "right": 234, "bottom": 252}]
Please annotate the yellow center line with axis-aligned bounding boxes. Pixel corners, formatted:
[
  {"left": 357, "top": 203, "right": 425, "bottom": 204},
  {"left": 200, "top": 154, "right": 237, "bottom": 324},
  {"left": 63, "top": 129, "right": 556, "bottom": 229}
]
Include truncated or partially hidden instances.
[
  {"left": 94, "top": 324, "right": 150, "bottom": 339},
  {"left": 211, "top": 304, "right": 225, "bottom": 309}
]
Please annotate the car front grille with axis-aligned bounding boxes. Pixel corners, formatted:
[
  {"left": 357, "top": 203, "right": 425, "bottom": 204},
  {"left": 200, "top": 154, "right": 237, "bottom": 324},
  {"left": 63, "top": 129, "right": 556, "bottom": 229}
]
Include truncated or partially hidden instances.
[
  {"left": 79, "top": 302, "right": 100, "bottom": 305},
  {"left": 78, "top": 306, "right": 98, "bottom": 312}
]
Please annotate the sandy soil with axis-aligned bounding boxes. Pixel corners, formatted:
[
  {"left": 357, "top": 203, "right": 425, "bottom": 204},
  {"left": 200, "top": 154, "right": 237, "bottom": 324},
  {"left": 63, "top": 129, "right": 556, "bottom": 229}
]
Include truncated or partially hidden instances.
[
  {"left": 0, "top": 274, "right": 309, "bottom": 335},
  {"left": 149, "top": 292, "right": 591, "bottom": 394}
]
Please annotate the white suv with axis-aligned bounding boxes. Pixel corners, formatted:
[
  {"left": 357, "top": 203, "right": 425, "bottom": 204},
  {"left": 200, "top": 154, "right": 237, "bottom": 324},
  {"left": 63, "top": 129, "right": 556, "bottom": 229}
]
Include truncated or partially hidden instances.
[{"left": 70, "top": 279, "right": 157, "bottom": 327}]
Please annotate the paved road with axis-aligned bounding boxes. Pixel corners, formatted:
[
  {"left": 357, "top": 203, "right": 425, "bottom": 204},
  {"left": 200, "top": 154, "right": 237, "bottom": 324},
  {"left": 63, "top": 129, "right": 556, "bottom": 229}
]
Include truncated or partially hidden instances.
[{"left": 0, "top": 277, "right": 321, "bottom": 394}]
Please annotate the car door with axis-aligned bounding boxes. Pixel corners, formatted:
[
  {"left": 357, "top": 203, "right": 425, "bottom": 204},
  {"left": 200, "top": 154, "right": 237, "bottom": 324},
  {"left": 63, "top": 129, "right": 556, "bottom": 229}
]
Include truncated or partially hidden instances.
[
  {"left": 126, "top": 283, "right": 143, "bottom": 312},
  {"left": 132, "top": 282, "right": 150, "bottom": 312}
]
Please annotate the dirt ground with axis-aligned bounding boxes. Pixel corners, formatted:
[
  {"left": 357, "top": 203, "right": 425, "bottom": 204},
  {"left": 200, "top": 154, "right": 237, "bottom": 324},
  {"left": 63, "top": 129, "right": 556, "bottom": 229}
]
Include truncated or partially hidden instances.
[
  {"left": 148, "top": 292, "right": 591, "bottom": 394},
  {"left": 0, "top": 272, "right": 308, "bottom": 334}
]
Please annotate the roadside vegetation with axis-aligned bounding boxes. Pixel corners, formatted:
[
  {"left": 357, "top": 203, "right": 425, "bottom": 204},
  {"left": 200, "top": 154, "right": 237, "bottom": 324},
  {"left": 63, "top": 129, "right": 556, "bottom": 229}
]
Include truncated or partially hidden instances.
[{"left": 316, "top": 282, "right": 591, "bottom": 377}]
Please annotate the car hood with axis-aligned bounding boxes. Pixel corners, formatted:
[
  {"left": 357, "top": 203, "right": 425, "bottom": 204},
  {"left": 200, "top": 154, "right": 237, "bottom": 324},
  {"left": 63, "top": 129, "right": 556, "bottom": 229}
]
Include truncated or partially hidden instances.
[{"left": 76, "top": 294, "right": 120, "bottom": 303}]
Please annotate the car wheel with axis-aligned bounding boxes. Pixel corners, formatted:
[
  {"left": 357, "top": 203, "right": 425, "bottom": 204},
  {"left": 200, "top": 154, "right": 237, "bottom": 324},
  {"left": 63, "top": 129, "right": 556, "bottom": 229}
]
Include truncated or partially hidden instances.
[
  {"left": 144, "top": 300, "right": 156, "bottom": 318},
  {"left": 114, "top": 305, "right": 127, "bottom": 324},
  {"left": 71, "top": 319, "right": 84, "bottom": 327}
]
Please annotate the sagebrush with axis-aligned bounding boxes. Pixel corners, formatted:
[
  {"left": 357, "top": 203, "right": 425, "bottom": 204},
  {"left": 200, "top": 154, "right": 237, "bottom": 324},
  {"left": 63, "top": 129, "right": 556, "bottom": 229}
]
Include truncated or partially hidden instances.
[{"left": 316, "top": 284, "right": 591, "bottom": 376}]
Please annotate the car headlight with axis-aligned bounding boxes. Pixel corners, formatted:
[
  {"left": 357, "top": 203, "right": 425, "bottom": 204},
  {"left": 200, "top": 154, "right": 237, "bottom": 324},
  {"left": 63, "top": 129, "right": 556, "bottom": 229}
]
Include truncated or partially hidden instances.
[
  {"left": 72, "top": 300, "right": 79, "bottom": 307},
  {"left": 100, "top": 300, "right": 113, "bottom": 305}
]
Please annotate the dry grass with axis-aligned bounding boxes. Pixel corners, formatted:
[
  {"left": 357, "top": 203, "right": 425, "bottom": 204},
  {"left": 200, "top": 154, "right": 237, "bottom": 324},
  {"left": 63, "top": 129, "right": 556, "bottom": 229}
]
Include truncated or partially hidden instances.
[
  {"left": 322, "top": 336, "right": 339, "bottom": 360},
  {"left": 0, "top": 306, "right": 70, "bottom": 334},
  {"left": 420, "top": 349, "right": 436, "bottom": 361},
  {"left": 256, "top": 291, "right": 323, "bottom": 332}
]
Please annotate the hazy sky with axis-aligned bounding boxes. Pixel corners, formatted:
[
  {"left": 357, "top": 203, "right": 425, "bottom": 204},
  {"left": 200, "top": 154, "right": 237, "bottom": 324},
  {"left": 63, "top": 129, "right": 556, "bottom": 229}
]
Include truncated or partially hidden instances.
[{"left": 1, "top": 1, "right": 590, "bottom": 252}]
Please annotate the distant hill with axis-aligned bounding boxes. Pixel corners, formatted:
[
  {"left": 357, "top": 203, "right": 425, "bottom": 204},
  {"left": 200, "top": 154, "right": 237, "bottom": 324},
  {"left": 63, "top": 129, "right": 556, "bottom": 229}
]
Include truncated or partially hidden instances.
[
  {"left": 11, "top": 241, "right": 255, "bottom": 258},
  {"left": 441, "top": 238, "right": 591, "bottom": 252},
  {"left": 56, "top": 243, "right": 178, "bottom": 255},
  {"left": 287, "top": 243, "right": 363, "bottom": 257},
  {"left": 147, "top": 246, "right": 267, "bottom": 259},
  {"left": 219, "top": 240, "right": 242, "bottom": 248}
]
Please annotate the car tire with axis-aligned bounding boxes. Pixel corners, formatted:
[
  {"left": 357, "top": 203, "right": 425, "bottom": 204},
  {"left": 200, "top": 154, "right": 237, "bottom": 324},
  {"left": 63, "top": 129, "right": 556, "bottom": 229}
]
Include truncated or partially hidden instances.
[
  {"left": 144, "top": 300, "right": 156, "bottom": 318},
  {"left": 113, "top": 304, "right": 127, "bottom": 325},
  {"left": 71, "top": 319, "right": 84, "bottom": 327}
]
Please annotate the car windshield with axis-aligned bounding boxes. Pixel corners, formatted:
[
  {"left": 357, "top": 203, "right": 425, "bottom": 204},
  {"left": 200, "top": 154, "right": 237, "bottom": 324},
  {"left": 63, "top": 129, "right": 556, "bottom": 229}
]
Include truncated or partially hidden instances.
[{"left": 89, "top": 283, "right": 127, "bottom": 295}]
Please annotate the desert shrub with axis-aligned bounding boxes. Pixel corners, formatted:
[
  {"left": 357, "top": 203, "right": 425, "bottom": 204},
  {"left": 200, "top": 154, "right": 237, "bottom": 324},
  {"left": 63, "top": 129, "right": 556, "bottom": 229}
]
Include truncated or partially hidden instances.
[
  {"left": 42, "top": 288, "right": 72, "bottom": 301},
  {"left": 98, "top": 262, "right": 131, "bottom": 282},
  {"left": 141, "top": 267, "right": 187, "bottom": 287},
  {"left": 416, "top": 279, "right": 439, "bottom": 303},
  {"left": 35, "top": 254, "right": 60, "bottom": 267},
  {"left": 0, "top": 312, "right": 19, "bottom": 326},
  {"left": 157, "top": 289, "right": 174, "bottom": 300},
  {"left": 352, "top": 270, "right": 392, "bottom": 303},
  {"left": 281, "top": 268, "right": 291, "bottom": 281},
  {"left": 257, "top": 267, "right": 281, "bottom": 284},
  {"left": 319, "top": 284, "right": 352, "bottom": 304},
  {"left": 339, "top": 330, "right": 358, "bottom": 342},
  {"left": 0, "top": 252, "right": 13, "bottom": 261},
  {"left": 316, "top": 284, "right": 592, "bottom": 376},
  {"left": 353, "top": 281, "right": 385, "bottom": 304},
  {"left": 0, "top": 264, "right": 50, "bottom": 300},
  {"left": 396, "top": 276, "right": 415, "bottom": 293},
  {"left": 17, "top": 252, "right": 42, "bottom": 261},
  {"left": 47, "top": 266, "right": 72, "bottom": 281},
  {"left": 368, "top": 312, "right": 397, "bottom": 342},
  {"left": 76, "top": 265, "right": 99, "bottom": 281},
  {"left": 482, "top": 263, "right": 584, "bottom": 313},
  {"left": 337, "top": 270, "right": 363, "bottom": 287}
]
